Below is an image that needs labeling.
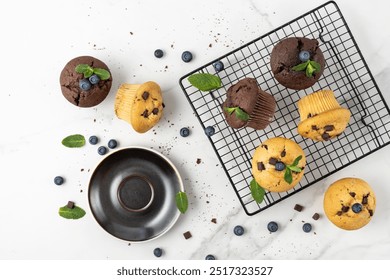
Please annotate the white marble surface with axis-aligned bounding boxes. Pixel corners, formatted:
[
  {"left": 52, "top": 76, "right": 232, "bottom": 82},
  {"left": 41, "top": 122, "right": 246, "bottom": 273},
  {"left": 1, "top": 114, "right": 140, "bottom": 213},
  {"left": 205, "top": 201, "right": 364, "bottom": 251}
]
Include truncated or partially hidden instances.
[{"left": 1, "top": 0, "right": 390, "bottom": 260}]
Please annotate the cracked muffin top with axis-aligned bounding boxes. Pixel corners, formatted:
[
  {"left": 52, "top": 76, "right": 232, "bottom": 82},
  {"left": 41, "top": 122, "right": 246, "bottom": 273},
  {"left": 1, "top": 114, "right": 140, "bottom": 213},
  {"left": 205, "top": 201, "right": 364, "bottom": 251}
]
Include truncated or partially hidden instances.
[
  {"left": 270, "top": 37, "right": 325, "bottom": 90},
  {"left": 60, "top": 56, "right": 112, "bottom": 107}
]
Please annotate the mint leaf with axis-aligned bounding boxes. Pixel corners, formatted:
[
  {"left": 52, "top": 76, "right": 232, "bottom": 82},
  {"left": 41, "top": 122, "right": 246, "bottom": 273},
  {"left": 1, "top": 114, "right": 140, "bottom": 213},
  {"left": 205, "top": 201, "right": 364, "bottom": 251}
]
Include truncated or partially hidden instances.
[
  {"left": 250, "top": 179, "right": 265, "bottom": 204},
  {"left": 284, "top": 168, "right": 293, "bottom": 184},
  {"left": 288, "top": 165, "right": 302, "bottom": 173},
  {"left": 75, "top": 64, "right": 92, "bottom": 74},
  {"left": 224, "top": 107, "right": 236, "bottom": 115},
  {"left": 291, "top": 61, "right": 308, "bottom": 72},
  {"left": 235, "top": 107, "right": 250, "bottom": 121},
  {"left": 83, "top": 68, "right": 94, "bottom": 78},
  {"left": 310, "top": 61, "right": 321, "bottom": 73},
  {"left": 306, "top": 62, "right": 315, "bottom": 77},
  {"left": 93, "top": 68, "right": 111, "bottom": 80},
  {"left": 291, "top": 155, "right": 303, "bottom": 167},
  {"left": 59, "top": 205, "right": 86, "bottom": 219},
  {"left": 61, "top": 134, "right": 86, "bottom": 148},
  {"left": 188, "top": 73, "right": 222, "bottom": 91},
  {"left": 175, "top": 191, "right": 188, "bottom": 214}
]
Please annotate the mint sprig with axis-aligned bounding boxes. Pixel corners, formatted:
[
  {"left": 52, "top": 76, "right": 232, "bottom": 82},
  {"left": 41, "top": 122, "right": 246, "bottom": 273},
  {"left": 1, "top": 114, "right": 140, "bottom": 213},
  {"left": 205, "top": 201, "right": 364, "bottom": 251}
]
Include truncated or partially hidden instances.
[
  {"left": 250, "top": 179, "right": 265, "bottom": 204},
  {"left": 75, "top": 64, "right": 111, "bottom": 80},
  {"left": 224, "top": 106, "right": 250, "bottom": 121},
  {"left": 284, "top": 155, "right": 303, "bottom": 184},
  {"left": 175, "top": 191, "right": 188, "bottom": 214},
  {"left": 292, "top": 60, "right": 321, "bottom": 77},
  {"left": 59, "top": 205, "right": 86, "bottom": 219},
  {"left": 188, "top": 73, "right": 221, "bottom": 91}
]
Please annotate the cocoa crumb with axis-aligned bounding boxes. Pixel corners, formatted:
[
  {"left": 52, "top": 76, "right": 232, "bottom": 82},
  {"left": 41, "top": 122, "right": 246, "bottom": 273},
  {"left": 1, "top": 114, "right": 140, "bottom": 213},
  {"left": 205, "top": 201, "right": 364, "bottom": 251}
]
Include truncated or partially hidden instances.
[{"left": 196, "top": 158, "right": 202, "bottom": 164}]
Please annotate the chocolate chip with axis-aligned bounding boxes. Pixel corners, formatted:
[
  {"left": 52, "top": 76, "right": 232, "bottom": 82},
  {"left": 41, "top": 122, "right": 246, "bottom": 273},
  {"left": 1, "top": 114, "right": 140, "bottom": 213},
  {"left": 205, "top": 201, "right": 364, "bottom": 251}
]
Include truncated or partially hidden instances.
[
  {"left": 369, "top": 210, "right": 374, "bottom": 216},
  {"left": 324, "top": 125, "right": 335, "bottom": 132},
  {"left": 281, "top": 150, "right": 286, "bottom": 157},
  {"left": 322, "top": 132, "right": 330, "bottom": 141},
  {"left": 312, "top": 213, "right": 320, "bottom": 220},
  {"left": 141, "top": 109, "right": 149, "bottom": 118},
  {"left": 311, "top": 125, "right": 318, "bottom": 130},
  {"left": 262, "top": 144, "right": 268, "bottom": 150},
  {"left": 269, "top": 157, "right": 277, "bottom": 165},
  {"left": 183, "top": 231, "right": 192, "bottom": 239},
  {"left": 294, "top": 204, "right": 303, "bottom": 212},
  {"left": 142, "top": 91, "right": 149, "bottom": 100},
  {"left": 362, "top": 195, "right": 368, "bottom": 205},
  {"left": 196, "top": 158, "right": 201, "bottom": 164},
  {"left": 336, "top": 211, "right": 342, "bottom": 216},
  {"left": 257, "top": 162, "right": 265, "bottom": 171},
  {"left": 67, "top": 201, "right": 75, "bottom": 209},
  {"left": 307, "top": 113, "right": 312, "bottom": 118},
  {"left": 342, "top": 206, "right": 349, "bottom": 212},
  {"left": 349, "top": 192, "right": 356, "bottom": 198},
  {"left": 162, "top": 103, "right": 166, "bottom": 108},
  {"left": 152, "top": 108, "right": 159, "bottom": 115},
  {"left": 211, "top": 218, "right": 217, "bottom": 224}
]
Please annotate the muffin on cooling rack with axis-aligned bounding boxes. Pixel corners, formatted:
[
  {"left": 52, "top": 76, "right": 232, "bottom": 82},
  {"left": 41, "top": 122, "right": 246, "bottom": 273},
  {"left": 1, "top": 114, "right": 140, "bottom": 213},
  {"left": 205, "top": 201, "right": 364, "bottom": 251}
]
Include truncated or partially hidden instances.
[
  {"left": 297, "top": 89, "right": 351, "bottom": 141},
  {"left": 270, "top": 37, "right": 325, "bottom": 90},
  {"left": 323, "top": 178, "right": 376, "bottom": 230},
  {"left": 251, "top": 137, "right": 306, "bottom": 192},
  {"left": 222, "top": 77, "right": 276, "bottom": 130}
]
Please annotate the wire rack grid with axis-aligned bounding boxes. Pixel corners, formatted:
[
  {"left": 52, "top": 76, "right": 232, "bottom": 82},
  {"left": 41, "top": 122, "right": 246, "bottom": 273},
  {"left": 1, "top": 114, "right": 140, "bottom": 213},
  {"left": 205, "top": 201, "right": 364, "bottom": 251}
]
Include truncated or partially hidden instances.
[{"left": 179, "top": 1, "right": 390, "bottom": 216}]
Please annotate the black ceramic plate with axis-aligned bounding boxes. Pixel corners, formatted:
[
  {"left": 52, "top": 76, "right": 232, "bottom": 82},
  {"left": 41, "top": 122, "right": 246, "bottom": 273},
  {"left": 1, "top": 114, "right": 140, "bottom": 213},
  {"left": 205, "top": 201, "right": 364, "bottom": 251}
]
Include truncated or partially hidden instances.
[{"left": 88, "top": 147, "right": 183, "bottom": 242}]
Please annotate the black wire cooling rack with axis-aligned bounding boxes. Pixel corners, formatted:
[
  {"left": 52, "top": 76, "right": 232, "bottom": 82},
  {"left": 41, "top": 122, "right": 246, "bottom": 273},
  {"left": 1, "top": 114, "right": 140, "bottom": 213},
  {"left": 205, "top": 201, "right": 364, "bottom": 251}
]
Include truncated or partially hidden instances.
[{"left": 179, "top": 1, "right": 390, "bottom": 216}]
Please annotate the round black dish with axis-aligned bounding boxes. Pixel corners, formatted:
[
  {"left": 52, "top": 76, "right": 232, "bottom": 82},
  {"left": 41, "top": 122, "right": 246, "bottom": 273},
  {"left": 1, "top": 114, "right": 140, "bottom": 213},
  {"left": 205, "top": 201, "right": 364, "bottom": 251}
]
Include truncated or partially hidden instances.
[{"left": 88, "top": 147, "right": 183, "bottom": 242}]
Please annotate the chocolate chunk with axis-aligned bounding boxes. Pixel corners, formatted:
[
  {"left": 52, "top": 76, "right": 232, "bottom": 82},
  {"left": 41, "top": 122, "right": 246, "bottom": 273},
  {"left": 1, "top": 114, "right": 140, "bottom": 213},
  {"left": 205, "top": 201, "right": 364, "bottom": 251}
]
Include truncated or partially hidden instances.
[
  {"left": 362, "top": 195, "right": 368, "bottom": 205},
  {"left": 262, "top": 144, "right": 268, "bottom": 150},
  {"left": 349, "top": 192, "right": 356, "bottom": 198},
  {"left": 257, "top": 162, "right": 265, "bottom": 171},
  {"left": 369, "top": 210, "right": 374, "bottom": 216},
  {"left": 67, "top": 201, "right": 75, "bottom": 209},
  {"left": 152, "top": 108, "right": 159, "bottom": 115},
  {"left": 211, "top": 218, "right": 217, "bottom": 224},
  {"left": 281, "top": 150, "right": 286, "bottom": 157},
  {"left": 307, "top": 113, "right": 312, "bottom": 118},
  {"left": 336, "top": 211, "right": 342, "bottom": 216},
  {"left": 312, "top": 213, "right": 320, "bottom": 220},
  {"left": 196, "top": 158, "right": 201, "bottom": 164},
  {"left": 294, "top": 204, "right": 303, "bottom": 212},
  {"left": 311, "top": 125, "right": 318, "bottom": 130},
  {"left": 162, "top": 103, "right": 166, "bottom": 108},
  {"left": 141, "top": 109, "right": 149, "bottom": 118},
  {"left": 342, "top": 206, "right": 350, "bottom": 212},
  {"left": 142, "top": 91, "right": 149, "bottom": 100},
  {"left": 324, "top": 125, "right": 335, "bottom": 131},
  {"left": 269, "top": 157, "right": 277, "bottom": 165},
  {"left": 183, "top": 231, "right": 192, "bottom": 239},
  {"left": 322, "top": 132, "right": 330, "bottom": 141}
]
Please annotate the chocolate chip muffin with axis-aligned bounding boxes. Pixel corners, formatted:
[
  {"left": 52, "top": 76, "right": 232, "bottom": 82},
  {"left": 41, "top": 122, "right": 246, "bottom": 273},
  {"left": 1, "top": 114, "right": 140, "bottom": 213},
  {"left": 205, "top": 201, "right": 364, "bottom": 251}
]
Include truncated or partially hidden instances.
[
  {"left": 297, "top": 89, "right": 351, "bottom": 141},
  {"left": 222, "top": 78, "right": 276, "bottom": 130},
  {"left": 270, "top": 37, "right": 325, "bottom": 90},
  {"left": 60, "top": 56, "right": 112, "bottom": 107},
  {"left": 323, "top": 178, "right": 376, "bottom": 230},
  {"left": 251, "top": 137, "right": 306, "bottom": 192},
  {"left": 115, "top": 81, "right": 163, "bottom": 133}
]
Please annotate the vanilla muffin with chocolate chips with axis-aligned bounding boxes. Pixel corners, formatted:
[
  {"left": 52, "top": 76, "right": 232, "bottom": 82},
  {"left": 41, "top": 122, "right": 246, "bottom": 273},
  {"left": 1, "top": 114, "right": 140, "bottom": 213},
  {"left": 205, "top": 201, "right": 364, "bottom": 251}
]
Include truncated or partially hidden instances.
[
  {"left": 115, "top": 81, "right": 163, "bottom": 133},
  {"left": 323, "top": 178, "right": 376, "bottom": 230},
  {"left": 251, "top": 137, "right": 306, "bottom": 192},
  {"left": 297, "top": 89, "right": 351, "bottom": 141}
]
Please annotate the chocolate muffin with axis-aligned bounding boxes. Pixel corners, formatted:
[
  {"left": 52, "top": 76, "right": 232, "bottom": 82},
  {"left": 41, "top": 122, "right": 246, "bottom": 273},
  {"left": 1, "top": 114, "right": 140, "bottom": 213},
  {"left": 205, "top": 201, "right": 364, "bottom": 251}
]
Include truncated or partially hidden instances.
[
  {"left": 270, "top": 37, "right": 325, "bottom": 90},
  {"left": 222, "top": 78, "right": 276, "bottom": 130},
  {"left": 60, "top": 56, "right": 112, "bottom": 107}
]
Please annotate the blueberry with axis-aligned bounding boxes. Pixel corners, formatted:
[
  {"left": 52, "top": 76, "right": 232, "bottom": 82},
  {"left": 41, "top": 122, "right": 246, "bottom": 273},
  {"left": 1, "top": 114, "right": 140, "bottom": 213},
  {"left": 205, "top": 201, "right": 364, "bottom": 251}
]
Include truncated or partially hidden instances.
[
  {"left": 108, "top": 139, "right": 118, "bottom": 149},
  {"left": 352, "top": 203, "right": 363, "bottom": 213},
  {"left": 204, "top": 126, "right": 215, "bottom": 136},
  {"left": 205, "top": 254, "right": 216, "bottom": 260},
  {"left": 154, "top": 49, "right": 164, "bottom": 58},
  {"left": 89, "top": 74, "right": 100, "bottom": 85},
  {"left": 180, "top": 127, "right": 190, "bottom": 137},
  {"left": 153, "top": 248, "right": 163, "bottom": 258},
  {"left": 267, "top": 221, "right": 278, "bottom": 232},
  {"left": 275, "top": 162, "right": 285, "bottom": 171},
  {"left": 233, "top": 225, "right": 244, "bottom": 236},
  {"left": 298, "top": 50, "right": 310, "bottom": 62},
  {"left": 213, "top": 61, "right": 224, "bottom": 72},
  {"left": 181, "top": 51, "right": 193, "bottom": 62},
  {"left": 302, "top": 223, "right": 312, "bottom": 233},
  {"left": 98, "top": 146, "right": 107, "bottom": 155},
  {"left": 54, "top": 176, "right": 64, "bottom": 186},
  {"left": 89, "top": 136, "right": 99, "bottom": 145},
  {"left": 79, "top": 78, "right": 92, "bottom": 91}
]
